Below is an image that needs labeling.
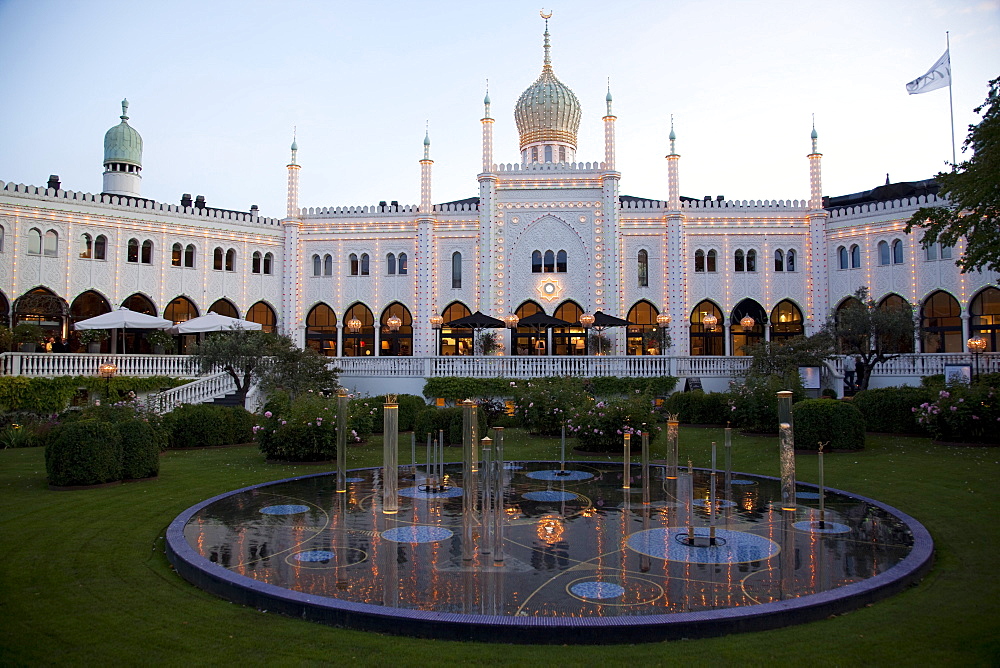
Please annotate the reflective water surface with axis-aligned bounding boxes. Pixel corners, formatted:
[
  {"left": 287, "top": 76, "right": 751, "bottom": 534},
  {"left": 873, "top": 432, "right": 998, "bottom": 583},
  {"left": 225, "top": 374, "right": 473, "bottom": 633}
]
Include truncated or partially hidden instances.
[{"left": 182, "top": 462, "right": 915, "bottom": 618}]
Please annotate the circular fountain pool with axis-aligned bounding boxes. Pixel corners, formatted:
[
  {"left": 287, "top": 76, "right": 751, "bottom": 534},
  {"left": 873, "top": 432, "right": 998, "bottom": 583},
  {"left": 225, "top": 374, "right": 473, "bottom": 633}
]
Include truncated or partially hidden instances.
[{"left": 165, "top": 462, "right": 932, "bottom": 643}]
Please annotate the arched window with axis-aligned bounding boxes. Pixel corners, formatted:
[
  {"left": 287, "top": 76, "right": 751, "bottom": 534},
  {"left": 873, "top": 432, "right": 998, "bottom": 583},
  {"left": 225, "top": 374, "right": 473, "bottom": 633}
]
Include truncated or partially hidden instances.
[
  {"left": 694, "top": 249, "right": 705, "bottom": 273},
  {"left": 452, "top": 251, "right": 462, "bottom": 288},
  {"left": 349, "top": 253, "right": 359, "bottom": 276},
  {"left": 184, "top": 244, "right": 195, "bottom": 268},
  {"left": 892, "top": 239, "right": 904, "bottom": 264},
  {"left": 164, "top": 296, "right": 199, "bottom": 325},
  {"left": 360, "top": 253, "right": 370, "bottom": 276},
  {"left": 552, "top": 301, "right": 584, "bottom": 356},
  {"left": 209, "top": 299, "right": 238, "bottom": 318},
  {"left": 556, "top": 250, "right": 567, "bottom": 273},
  {"left": 838, "top": 246, "right": 848, "bottom": 269},
  {"left": 544, "top": 145, "right": 553, "bottom": 163},
  {"left": 225, "top": 248, "right": 236, "bottom": 271},
  {"left": 380, "top": 302, "right": 413, "bottom": 356},
  {"left": 774, "top": 249, "right": 784, "bottom": 272},
  {"left": 79, "top": 233, "right": 93, "bottom": 259},
  {"left": 970, "top": 287, "right": 1000, "bottom": 352},
  {"left": 213, "top": 247, "right": 224, "bottom": 271},
  {"left": 247, "top": 301, "right": 277, "bottom": 334},
  {"left": 878, "top": 240, "right": 890, "bottom": 266},
  {"left": 306, "top": 303, "right": 337, "bottom": 356},
  {"left": 252, "top": 251, "right": 262, "bottom": 274},
  {"left": 921, "top": 291, "right": 962, "bottom": 353},
  {"left": 172, "top": 243, "right": 183, "bottom": 267},
  {"left": 398, "top": 252, "right": 408, "bottom": 275},
  {"left": 441, "top": 302, "right": 473, "bottom": 355},
  {"left": 637, "top": 249, "right": 649, "bottom": 287},
  {"left": 70, "top": 290, "right": 112, "bottom": 351},
  {"left": 732, "top": 298, "right": 766, "bottom": 354},
  {"left": 786, "top": 249, "right": 795, "bottom": 272},
  {"left": 690, "top": 301, "right": 724, "bottom": 356},
  {"left": 734, "top": 249, "right": 745, "bottom": 272},
  {"left": 706, "top": 249, "right": 717, "bottom": 273},
  {"left": 746, "top": 249, "right": 757, "bottom": 272},
  {"left": 43, "top": 230, "right": 58, "bottom": 257},
  {"left": 94, "top": 234, "right": 107, "bottom": 260},
  {"left": 387, "top": 253, "right": 396, "bottom": 275},
  {"left": 128, "top": 238, "right": 140, "bottom": 263},
  {"left": 27, "top": 228, "right": 41, "bottom": 255},
  {"left": 263, "top": 252, "right": 273, "bottom": 275},
  {"left": 878, "top": 294, "right": 915, "bottom": 353},
  {"left": 342, "top": 303, "right": 375, "bottom": 357},
  {"left": 626, "top": 300, "right": 659, "bottom": 355},
  {"left": 544, "top": 250, "right": 555, "bottom": 273},
  {"left": 0, "top": 225, "right": 4, "bottom": 252},
  {"left": 323, "top": 254, "right": 333, "bottom": 276},
  {"left": 850, "top": 244, "right": 861, "bottom": 268},
  {"left": 770, "top": 300, "right": 804, "bottom": 343},
  {"left": 512, "top": 301, "right": 544, "bottom": 355},
  {"left": 141, "top": 240, "right": 153, "bottom": 264},
  {"left": 312, "top": 254, "right": 321, "bottom": 276},
  {"left": 532, "top": 250, "right": 543, "bottom": 273}
]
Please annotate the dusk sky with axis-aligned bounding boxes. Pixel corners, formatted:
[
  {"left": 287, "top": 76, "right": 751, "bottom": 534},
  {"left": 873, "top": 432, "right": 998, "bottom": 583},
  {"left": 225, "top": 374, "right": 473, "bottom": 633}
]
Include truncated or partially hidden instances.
[{"left": 0, "top": 0, "right": 997, "bottom": 218}]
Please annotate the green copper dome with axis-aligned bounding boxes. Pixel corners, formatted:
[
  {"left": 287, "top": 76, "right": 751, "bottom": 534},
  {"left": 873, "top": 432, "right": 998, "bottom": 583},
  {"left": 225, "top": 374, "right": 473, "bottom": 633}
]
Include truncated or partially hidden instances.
[
  {"left": 103, "top": 99, "right": 143, "bottom": 167},
  {"left": 514, "top": 22, "right": 581, "bottom": 151}
]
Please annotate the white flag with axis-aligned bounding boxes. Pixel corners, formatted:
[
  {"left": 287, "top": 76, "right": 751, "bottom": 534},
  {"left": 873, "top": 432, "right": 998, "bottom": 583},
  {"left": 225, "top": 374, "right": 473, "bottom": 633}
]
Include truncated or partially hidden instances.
[{"left": 906, "top": 49, "right": 951, "bottom": 94}]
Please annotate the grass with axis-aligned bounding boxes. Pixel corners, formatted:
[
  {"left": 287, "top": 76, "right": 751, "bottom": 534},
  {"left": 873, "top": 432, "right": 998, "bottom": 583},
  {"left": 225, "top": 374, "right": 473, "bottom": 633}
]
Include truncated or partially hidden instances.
[{"left": 1, "top": 427, "right": 997, "bottom": 666}]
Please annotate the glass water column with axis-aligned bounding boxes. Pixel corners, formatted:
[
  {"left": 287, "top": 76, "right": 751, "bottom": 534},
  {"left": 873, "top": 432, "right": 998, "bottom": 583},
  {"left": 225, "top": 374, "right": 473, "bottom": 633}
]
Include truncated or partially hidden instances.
[
  {"left": 336, "top": 389, "right": 348, "bottom": 493},
  {"left": 777, "top": 391, "right": 796, "bottom": 511},
  {"left": 382, "top": 397, "right": 398, "bottom": 514}
]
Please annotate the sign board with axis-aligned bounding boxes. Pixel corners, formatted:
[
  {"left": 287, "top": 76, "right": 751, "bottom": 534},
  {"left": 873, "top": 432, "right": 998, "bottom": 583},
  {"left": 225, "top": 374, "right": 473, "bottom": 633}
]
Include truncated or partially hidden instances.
[
  {"left": 943, "top": 364, "right": 972, "bottom": 384},
  {"left": 798, "top": 366, "right": 822, "bottom": 390}
]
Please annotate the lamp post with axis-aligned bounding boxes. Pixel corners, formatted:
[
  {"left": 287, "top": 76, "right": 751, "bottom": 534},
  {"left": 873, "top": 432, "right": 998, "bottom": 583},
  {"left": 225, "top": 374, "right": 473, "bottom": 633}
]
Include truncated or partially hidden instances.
[
  {"left": 656, "top": 312, "right": 671, "bottom": 356},
  {"left": 429, "top": 314, "right": 443, "bottom": 356},
  {"left": 580, "top": 312, "right": 595, "bottom": 356},
  {"left": 98, "top": 362, "right": 117, "bottom": 402},
  {"left": 503, "top": 313, "right": 519, "bottom": 356},
  {"left": 968, "top": 335, "right": 987, "bottom": 382},
  {"left": 387, "top": 314, "right": 401, "bottom": 356}
]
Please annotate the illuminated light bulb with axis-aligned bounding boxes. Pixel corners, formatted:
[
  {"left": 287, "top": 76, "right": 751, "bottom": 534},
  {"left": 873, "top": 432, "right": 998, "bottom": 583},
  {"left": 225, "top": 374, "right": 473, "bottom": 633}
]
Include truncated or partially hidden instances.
[{"left": 740, "top": 315, "right": 755, "bottom": 329}]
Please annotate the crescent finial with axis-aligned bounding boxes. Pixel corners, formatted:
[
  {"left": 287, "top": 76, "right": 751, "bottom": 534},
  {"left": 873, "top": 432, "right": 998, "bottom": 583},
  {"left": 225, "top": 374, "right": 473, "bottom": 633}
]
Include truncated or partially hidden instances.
[{"left": 540, "top": 9, "right": 552, "bottom": 19}]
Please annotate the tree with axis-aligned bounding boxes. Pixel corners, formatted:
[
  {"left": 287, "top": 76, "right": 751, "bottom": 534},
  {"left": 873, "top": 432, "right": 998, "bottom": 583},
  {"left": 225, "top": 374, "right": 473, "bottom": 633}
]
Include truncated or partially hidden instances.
[
  {"left": 831, "top": 288, "right": 915, "bottom": 390},
  {"left": 742, "top": 330, "right": 835, "bottom": 380},
  {"left": 906, "top": 77, "right": 1000, "bottom": 273},
  {"left": 191, "top": 329, "right": 284, "bottom": 405},
  {"left": 259, "top": 342, "right": 339, "bottom": 400}
]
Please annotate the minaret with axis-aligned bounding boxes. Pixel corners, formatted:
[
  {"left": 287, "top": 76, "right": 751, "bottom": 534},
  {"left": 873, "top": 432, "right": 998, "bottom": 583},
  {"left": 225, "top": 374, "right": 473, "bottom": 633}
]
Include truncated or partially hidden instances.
[
  {"left": 481, "top": 87, "right": 494, "bottom": 173},
  {"left": 415, "top": 128, "right": 435, "bottom": 355},
  {"left": 806, "top": 120, "right": 829, "bottom": 336},
  {"left": 102, "top": 99, "right": 143, "bottom": 197},
  {"left": 664, "top": 116, "right": 685, "bottom": 352},
  {"left": 603, "top": 85, "right": 616, "bottom": 170},
  {"left": 282, "top": 135, "right": 304, "bottom": 346},
  {"left": 479, "top": 88, "right": 500, "bottom": 317},
  {"left": 666, "top": 116, "right": 681, "bottom": 210}
]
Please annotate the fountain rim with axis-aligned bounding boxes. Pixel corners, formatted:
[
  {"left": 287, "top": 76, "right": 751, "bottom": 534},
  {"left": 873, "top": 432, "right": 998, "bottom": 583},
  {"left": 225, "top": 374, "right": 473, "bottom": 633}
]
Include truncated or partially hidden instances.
[{"left": 164, "top": 462, "right": 934, "bottom": 644}]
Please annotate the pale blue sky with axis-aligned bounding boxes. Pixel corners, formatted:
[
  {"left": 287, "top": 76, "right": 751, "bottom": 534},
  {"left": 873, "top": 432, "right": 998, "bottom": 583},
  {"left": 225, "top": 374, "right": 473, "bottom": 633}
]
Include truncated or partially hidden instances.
[{"left": 0, "top": 0, "right": 997, "bottom": 218}]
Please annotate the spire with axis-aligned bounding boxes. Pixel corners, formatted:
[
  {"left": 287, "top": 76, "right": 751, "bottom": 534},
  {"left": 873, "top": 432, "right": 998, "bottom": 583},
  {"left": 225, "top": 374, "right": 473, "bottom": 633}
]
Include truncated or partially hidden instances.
[
  {"left": 290, "top": 128, "right": 298, "bottom": 165},
  {"left": 540, "top": 10, "right": 553, "bottom": 72},
  {"left": 669, "top": 115, "right": 677, "bottom": 152},
  {"left": 121, "top": 98, "right": 129, "bottom": 122},
  {"left": 605, "top": 79, "right": 613, "bottom": 116},
  {"left": 810, "top": 115, "right": 818, "bottom": 153},
  {"left": 484, "top": 79, "right": 491, "bottom": 119},
  {"left": 423, "top": 122, "right": 431, "bottom": 160}
]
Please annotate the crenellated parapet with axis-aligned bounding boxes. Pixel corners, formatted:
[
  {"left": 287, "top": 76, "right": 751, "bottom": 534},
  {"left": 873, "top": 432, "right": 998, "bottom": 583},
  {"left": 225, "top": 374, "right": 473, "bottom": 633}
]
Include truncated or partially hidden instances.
[
  {"left": 681, "top": 198, "right": 809, "bottom": 210},
  {"left": 0, "top": 181, "right": 281, "bottom": 226},
  {"left": 300, "top": 201, "right": 483, "bottom": 218},
  {"left": 826, "top": 194, "right": 944, "bottom": 221},
  {"left": 496, "top": 161, "right": 607, "bottom": 172}
]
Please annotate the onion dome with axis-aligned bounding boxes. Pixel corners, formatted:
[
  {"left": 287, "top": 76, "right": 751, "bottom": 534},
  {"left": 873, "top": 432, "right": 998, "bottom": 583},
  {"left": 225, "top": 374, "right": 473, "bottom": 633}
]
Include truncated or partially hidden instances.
[
  {"left": 103, "top": 99, "right": 143, "bottom": 167},
  {"left": 514, "top": 18, "right": 581, "bottom": 152}
]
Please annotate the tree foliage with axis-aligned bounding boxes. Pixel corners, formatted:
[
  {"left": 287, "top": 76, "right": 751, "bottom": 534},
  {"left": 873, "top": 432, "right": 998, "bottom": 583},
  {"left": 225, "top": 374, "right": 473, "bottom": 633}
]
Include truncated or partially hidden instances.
[
  {"left": 259, "top": 342, "right": 340, "bottom": 400},
  {"left": 742, "top": 331, "right": 834, "bottom": 379},
  {"left": 906, "top": 77, "right": 1000, "bottom": 273},
  {"left": 191, "top": 329, "right": 284, "bottom": 402},
  {"left": 830, "top": 287, "right": 915, "bottom": 390}
]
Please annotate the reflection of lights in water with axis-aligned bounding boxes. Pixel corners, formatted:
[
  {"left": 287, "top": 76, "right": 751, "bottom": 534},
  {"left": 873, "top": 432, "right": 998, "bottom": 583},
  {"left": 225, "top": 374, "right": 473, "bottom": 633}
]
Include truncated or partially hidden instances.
[
  {"left": 505, "top": 506, "right": 522, "bottom": 519},
  {"left": 536, "top": 515, "right": 564, "bottom": 544}
]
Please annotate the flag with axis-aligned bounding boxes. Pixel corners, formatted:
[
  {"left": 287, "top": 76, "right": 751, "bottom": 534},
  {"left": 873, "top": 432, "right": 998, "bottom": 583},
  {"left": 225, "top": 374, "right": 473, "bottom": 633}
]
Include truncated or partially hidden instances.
[{"left": 906, "top": 49, "right": 951, "bottom": 94}]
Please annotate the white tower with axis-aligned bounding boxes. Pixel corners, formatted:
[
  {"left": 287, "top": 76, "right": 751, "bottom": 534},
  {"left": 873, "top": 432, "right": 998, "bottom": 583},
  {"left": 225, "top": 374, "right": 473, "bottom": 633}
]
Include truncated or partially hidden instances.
[
  {"left": 806, "top": 121, "right": 829, "bottom": 335},
  {"left": 282, "top": 135, "right": 303, "bottom": 345},
  {"left": 102, "top": 99, "right": 143, "bottom": 197}
]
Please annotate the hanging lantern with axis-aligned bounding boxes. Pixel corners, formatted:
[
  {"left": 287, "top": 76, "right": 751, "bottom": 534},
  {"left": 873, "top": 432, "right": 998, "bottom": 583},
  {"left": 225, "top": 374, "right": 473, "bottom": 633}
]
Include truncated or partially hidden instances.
[
  {"left": 504, "top": 313, "right": 519, "bottom": 329},
  {"left": 429, "top": 315, "right": 444, "bottom": 330},
  {"left": 580, "top": 312, "right": 595, "bottom": 329},
  {"left": 347, "top": 318, "right": 362, "bottom": 333},
  {"left": 656, "top": 312, "right": 671, "bottom": 328},
  {"left": 387, "top": 315, "right": 402, "bottom": 332},
  {"left": 702, "top": 312, "right": 718, "bottom": 329},
  {"left": 968, "top": 336, "right": 987, "bottom": 353},
  {"left": 740, "top": 315, "right": 755, "bottom": 330}
]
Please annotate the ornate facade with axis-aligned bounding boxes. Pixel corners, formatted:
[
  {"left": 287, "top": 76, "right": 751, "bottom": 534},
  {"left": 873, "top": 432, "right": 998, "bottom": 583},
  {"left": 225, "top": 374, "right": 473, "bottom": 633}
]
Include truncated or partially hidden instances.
[{"left": 1, "top": 20, "right": 997, "bottom": 357}]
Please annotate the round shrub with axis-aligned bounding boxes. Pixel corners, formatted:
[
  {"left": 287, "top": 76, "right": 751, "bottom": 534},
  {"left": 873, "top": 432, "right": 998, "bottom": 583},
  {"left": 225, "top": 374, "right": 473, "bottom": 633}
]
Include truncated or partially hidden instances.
[
  {"left": 116, "top": 419, "right": 160, "bottom": 480},
  {"left": 510, "top": 377, "right": 589, "bottom": 436},
  {"left": 792, "top": 399, "right": 866, "bottom": 451},
  {"left": 45, "top": 420, "right": 123, "bottom": 486},
  {"left": 164, "top": 404, "right": 254, "bottom": 448},
  {"left": 256, "top": 392, "right": 338, "bottom": 462},
  {"left": 662, "top": 390, "right": 730, "bottom": 425},
  {"left": 567, "top": 394, "right": 660, "bottom": 453},
  {"left": 397, "top": 394, "right": 427, "bottom": 432}
]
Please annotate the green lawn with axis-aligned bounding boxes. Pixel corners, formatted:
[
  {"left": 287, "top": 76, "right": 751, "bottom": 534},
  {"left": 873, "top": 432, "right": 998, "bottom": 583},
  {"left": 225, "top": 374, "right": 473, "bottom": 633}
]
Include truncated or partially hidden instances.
[{"left": 1, "top": 428, "right": 997, "bottom": 666}]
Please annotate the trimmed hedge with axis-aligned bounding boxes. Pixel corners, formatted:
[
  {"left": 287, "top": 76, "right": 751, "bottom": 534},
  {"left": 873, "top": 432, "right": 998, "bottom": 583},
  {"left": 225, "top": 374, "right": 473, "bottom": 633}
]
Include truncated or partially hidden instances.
[
  {"left": 163, "top": 404, "right": 255, "bottom": 449},
  {"left": 662, "top": 391, "right": 731, "bottom": 425},
  {"left": 116, "top": 419, "right": 160, "bottom": 480},
  {"left": 422, "top": 376, "right": 680, "bottom": 403},
  {"left": 851, "top": 387, "right": 935, "bottom": 434},
  {"left": 0, "top": 375, "right": 187, "bottom": 414},
  {"left": 792, "top": 399, "right": 866, "bottom": 451},
  {"left": 412, "top": 405, "right": 488, "bottom": 446},
  {"left": 45, "top": 420, "right": 123, "bottom": 486},
  {"left": 365, "top": 394, "right": 429, "bottom": 433}
]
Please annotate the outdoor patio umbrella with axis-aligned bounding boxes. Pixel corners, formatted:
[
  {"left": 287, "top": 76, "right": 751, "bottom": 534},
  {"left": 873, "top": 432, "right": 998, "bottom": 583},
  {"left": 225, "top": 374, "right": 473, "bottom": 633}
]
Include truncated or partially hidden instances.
[
  {"left": 514, "top": 311, "right": 572, "bottom": 356},
  {"left": 74, "top": 306, "right": 173, "bottom": 354},
  {"left": 591, "top": 311, "right": 632, "bottom": 328},
  {"left": 169, "top": 312, "right": 263, "bottom": 334},
  {"left": 444, "top": 311, "right": 505, "bottom": 355}
]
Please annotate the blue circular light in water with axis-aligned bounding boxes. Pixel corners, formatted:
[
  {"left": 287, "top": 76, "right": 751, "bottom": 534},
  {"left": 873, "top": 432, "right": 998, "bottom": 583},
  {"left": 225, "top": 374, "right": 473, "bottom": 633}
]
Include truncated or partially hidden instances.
[
  {"left": 381, "top": 526, "right": 454, "bottom": 543},
  {"left": 793, "top": 520, "right": 851, "bottom": 534},
  {"left": 259, "top": 504, "right": 310, "bottom": 515},
  {"left": 730, "top": 479, "right": 756, "bottom": 485},
  {"left": 628, "top": 528, "right": 780, "bottom": 564},
  {"left": 526, "top": 469, "right": 594, "bottom": 481},
  {"left": 398, "top": 485, "right": 464, "bottom": 499},
  {"left": 570, "top": 581, "right": 625, "bottom": 600},
  {"left": 344, "top": 477, "right": 364, "bottom": 483},
  {"left": 523, "top": 490, "right": 577, "bottom": 502},
  {"left": 294, "top": 550, "right": 335, "bottom": 562},
  {"left": 795, "top": 492, "right": 821, "bottom": 499}
]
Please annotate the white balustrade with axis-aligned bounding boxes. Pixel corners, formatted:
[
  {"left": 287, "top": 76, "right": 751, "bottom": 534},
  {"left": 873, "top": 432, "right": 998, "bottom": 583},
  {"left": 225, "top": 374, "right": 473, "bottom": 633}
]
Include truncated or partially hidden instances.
[
  {"left": 150, "top": 371, "right": 237, "bottom": 413},
  {"left": 0, "top": 352, "right": 199, "bottom": 378}
]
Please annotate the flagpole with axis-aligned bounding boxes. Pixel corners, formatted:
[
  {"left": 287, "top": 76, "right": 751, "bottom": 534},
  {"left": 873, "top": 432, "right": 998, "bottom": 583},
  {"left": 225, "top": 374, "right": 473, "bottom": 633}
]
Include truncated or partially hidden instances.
[{"left": 947, "top": 31, "right": 957, "bottom": 169}]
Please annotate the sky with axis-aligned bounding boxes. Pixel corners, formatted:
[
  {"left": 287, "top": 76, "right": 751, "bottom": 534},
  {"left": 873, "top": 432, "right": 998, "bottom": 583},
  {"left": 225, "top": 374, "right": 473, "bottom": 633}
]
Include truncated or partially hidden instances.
[{"left": 0, "top": 0, "right": 997, "bottom": 219}]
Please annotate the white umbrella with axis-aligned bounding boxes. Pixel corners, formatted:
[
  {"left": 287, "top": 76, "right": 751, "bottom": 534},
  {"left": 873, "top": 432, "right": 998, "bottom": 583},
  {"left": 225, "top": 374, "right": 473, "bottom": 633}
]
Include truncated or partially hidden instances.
[
  {"left": 74, "top": 306, "right": 172, "bottom": 330},
  {"left": 169, "top": 312, "right": 262, "bottom": 334}
]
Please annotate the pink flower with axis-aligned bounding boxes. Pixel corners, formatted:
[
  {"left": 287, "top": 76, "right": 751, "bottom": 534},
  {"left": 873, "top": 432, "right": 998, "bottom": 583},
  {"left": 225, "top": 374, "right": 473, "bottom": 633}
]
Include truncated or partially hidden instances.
[
  {"left": 951, "top": 406, "right": 958, "bottom": 411},
  {"left": 972, "top": 415, "right": 980, "bottom": 420},
  {"left": 264, "top": 411, "right": 272, "bottom": 418},
  {"left": 940, "top": 390, "right": 950, "bottom": 398}
]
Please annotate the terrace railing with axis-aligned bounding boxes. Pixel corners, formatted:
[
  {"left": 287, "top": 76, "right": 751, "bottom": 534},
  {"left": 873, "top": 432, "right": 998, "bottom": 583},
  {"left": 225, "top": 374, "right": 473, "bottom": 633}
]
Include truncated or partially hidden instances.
[{"left": 0, "top": 352, "right": 199, "bottom": 378}]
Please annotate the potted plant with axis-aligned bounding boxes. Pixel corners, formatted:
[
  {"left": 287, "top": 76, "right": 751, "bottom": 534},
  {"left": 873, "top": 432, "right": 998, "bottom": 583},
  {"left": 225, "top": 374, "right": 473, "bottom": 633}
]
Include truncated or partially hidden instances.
[
  {"left": 13, "top": 323, "right": 45, "bottom": 353},
  {"left": 78, "top": 329, "right": 109, "bottom": 353},
  {"left": 145, "top": 329, "right": 175, "bottom": 354}
]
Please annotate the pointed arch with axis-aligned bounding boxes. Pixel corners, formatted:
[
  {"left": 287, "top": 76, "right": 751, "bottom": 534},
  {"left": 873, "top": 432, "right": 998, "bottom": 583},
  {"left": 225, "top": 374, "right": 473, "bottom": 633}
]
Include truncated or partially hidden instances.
[
  {"left": 13, "top": 287, "right": 67, "bottom": 341},
  {"left": 70, "top": 290, "right": 112, "bottom": 352},
  {"left": 440, "top": 301, "right": 472, "bottom": 355},
  {"left": 770, "top": 299, "right": 804, "bottom": 343},
  {"left": 921, "top": 290, "right": 962, "bottom": 353},
  {"left": 342, "top": 302, "right": 375, "bottom": 357},
  {"left": 626, "top": 299, "right": 660, "bottom": 355},
  {"left": 121, "top": 293, "right": 156, "bottom": 315},
  {"left": 731, "top": 298, "right": 766, "bottom": 354},
  {"left": 165, "top": 296, "right": 199, "bottom": 324},
  {"left": 380, "top": 302, "right": 413, "bottom": 356},
  {"left": 513, "top": 300, "right": 544, "bottom": 355},
  {"left": 246, "top": 301, "right": 277, "bottom": 335},
  {"left": 970, "top": 287, "right": 1000, "bottom": 352},
  {"left": 878, "top": 294, "right": 914, "bottom": 353},
  {"left": 306, "top": 303, "right": 338, "bottom": 356},
  {"left": 689, "top": 300, "right": 723, "bottom": 356},
  {"left": 0, "top": 290, "right": 9, "bottom": 328},
  {"left": 552, "top": 300, "right": 583, "bottom": 356},
  {"left": 209, "top": 298, "right": 239, "bottom": 319}
]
